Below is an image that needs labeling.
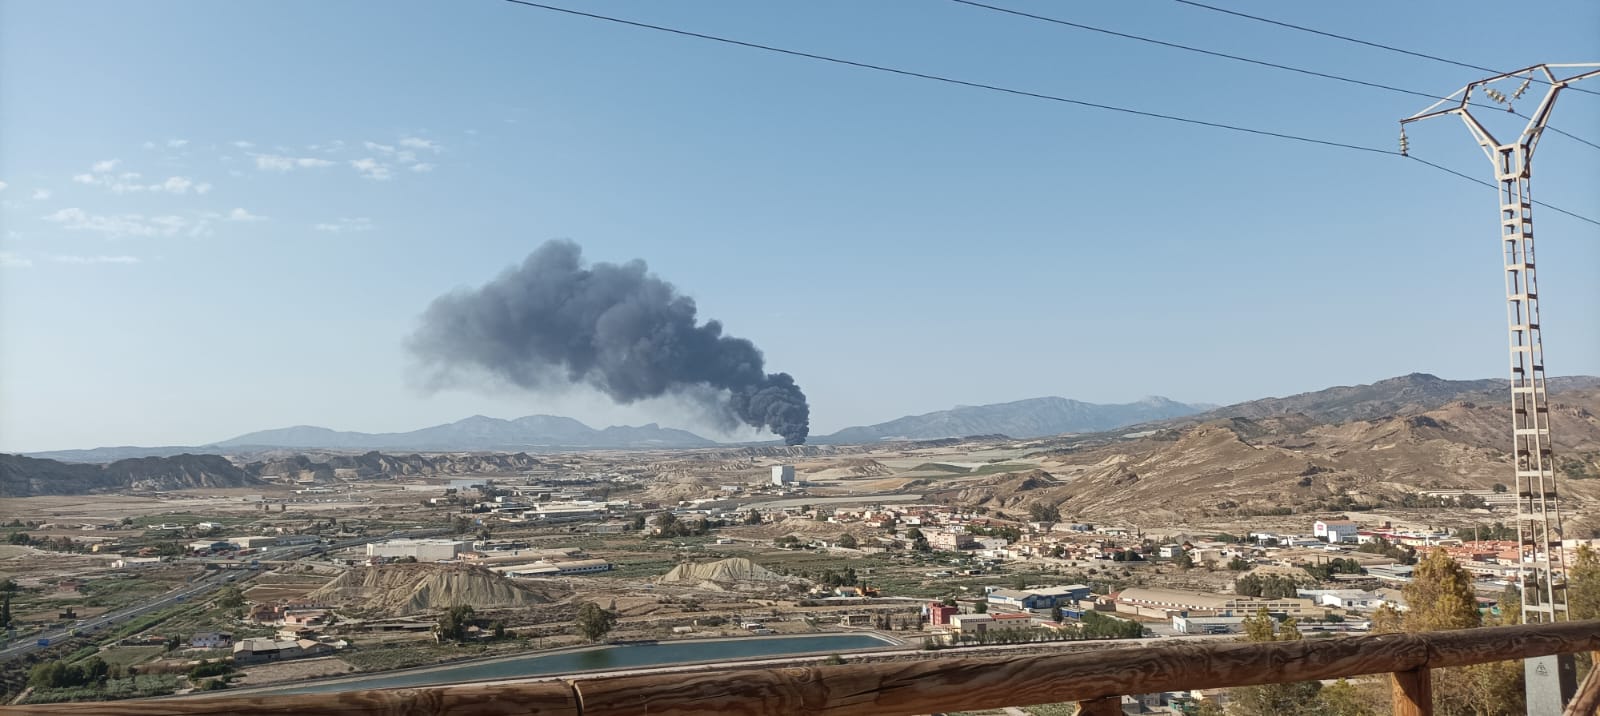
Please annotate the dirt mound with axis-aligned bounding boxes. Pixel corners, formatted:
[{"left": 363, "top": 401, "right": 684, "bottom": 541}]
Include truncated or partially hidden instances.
[
  {"left": 656, "top": 558, "right": 805, "bottom": 591},
  {"left": 310, "top": 563, "right": 563, "bottom": 616},
  {"left": 808, "top": 458, "right": 895, "bottom": 479}
]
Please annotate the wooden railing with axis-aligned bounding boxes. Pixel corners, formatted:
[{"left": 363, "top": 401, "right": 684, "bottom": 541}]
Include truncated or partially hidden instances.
[{"left": 5, "top": 621, "right": 1599, "bottom": 716}]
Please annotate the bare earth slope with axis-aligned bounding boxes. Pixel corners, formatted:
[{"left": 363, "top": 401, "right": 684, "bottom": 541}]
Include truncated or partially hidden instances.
[
  {"left": 981, "top": 388, "right": 1600, "bottom": 526},
  {"left": 309, "top": 563, "right": 565, "bottom": 616}
]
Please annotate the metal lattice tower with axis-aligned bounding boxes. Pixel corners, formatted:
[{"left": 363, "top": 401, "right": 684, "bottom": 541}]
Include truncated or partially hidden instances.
[{"left": 1402, "top": 62, "right": 1600, "bottom": 714}]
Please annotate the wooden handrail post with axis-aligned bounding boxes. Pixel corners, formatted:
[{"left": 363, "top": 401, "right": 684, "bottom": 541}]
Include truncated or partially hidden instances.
[
  {"left": 1563, "top": 652, "right": 1600, "bottom": 716},
  {"left": 1392, "top": 667, "right": 1433, "bottom": 716},
  {"left": 1076, "top": 695, "right": 1121, "bottom": 715}
]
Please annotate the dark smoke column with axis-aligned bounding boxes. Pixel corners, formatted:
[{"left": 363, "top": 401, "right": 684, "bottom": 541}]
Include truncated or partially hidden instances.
[{"left": 407, "top": 240, "right": 810, "bottom": 445}]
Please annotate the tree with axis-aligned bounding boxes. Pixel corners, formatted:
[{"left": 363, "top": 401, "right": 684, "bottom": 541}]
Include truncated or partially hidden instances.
[
  {"left": 576, "top": 602, "right": 618, "bottom": 642},
  {"left": 630, "top": 514, "right": 647, "bottom": 531},
  {"left": 436, "top": 605, "right": 476, "bottom": 642},
  {"left": 836, "top": 534, "right": 858, "bottom": 549},
  {"left": 1230, "top": 610, "right": 1321, "bottom": 715},
  {"left": 216, "top": 585, "right": 245, "bottom": 610},
  {"left": 1491, "top": 482, "right": 1509, "bottom": 493},
  {"left": 1385, "top": 548, "right": 1522, "bottom": 716},
  {"left": 1174, "top": 551, "right": 1194, "bottom": 569},
  {"left": 1569, "top": 544, "right": 1600, "bottom": 621},
  {"left": 744, "top": 509, "right": 763, "bottom": 525},
  {"left": 1227, "top": 556, "right": 1251, "bottom": 571},
  {"left": 492, "top": 621, "right": 507, "bottom": 640},
  {"left": 973, "top": 602, "right": 988, "bottom": 614},
  {"left": 1028, "top": 502, "right": 1061, "bottom": 523},
  {"left": 1402, "top": 549, "right": 1480, "bottom": 632},
  {"left": 0, "top": 592, "right": 10, "bottom": 630},
  {"left": 1318, "top": 678, "right": 1379, "bottom": 716}
]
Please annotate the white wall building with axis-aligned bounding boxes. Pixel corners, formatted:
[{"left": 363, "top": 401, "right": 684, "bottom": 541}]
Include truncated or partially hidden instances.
[
  {"left": 1313, "top": 520, "right": 1359, "bottom": 543},
  {"left": 365, "top": 538, "right": 467, "bottom": 562},
  {"left": 771, "top": 465, "right": 796, "bottom": 486}
]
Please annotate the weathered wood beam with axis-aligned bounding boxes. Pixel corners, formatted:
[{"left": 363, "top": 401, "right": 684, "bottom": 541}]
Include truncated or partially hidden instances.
[
  {"left": 572, "top": 621, "right": 1600, "bottom": 716},
  {"left": 4, "top": 621, "right": 1597, "bottom": 716},
  {"left": 1564, "top": 653, "right": 1600, "bottom": 716}
]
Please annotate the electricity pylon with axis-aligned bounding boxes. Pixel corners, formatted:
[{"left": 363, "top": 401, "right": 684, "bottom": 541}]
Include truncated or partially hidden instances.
[{"left": 1401, "top": 62, "right": 1600, "bottom": 716}]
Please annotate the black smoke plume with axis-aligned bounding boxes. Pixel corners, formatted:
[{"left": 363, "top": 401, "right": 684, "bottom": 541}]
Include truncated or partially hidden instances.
[{"left": 408, "top": 240, "right": 810, "bottom": 445}]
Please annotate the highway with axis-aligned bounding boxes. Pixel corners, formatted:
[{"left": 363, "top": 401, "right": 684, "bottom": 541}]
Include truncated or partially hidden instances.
[
  {"left": 0, "top": 529, "right": 455, "bottom": 663},
  {"left": 0, "top": 542, "right": 321, "bottom": 663}
]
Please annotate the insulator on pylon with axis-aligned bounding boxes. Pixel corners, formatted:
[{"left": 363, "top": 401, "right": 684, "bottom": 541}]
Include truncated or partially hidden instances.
[
  {"left": 1485, "top": 87, "right": 1508, "bottom": 104},
  {"left": 1512, "top": 78, "right": 1532, "bottom": 100},
  {"left": 1398, "top": 128, "right": 1409, "bottom": 156}
]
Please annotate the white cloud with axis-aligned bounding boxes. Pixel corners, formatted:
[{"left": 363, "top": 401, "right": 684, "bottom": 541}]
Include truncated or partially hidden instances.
[
  {"left": 233, "top": 140, "right": 255, "bottom": 149},
  {"left": 159, "top": 176, "right": 193, "bottom": 193},
  {"left": 410, "top": 163, "right": 435, "bottom": 173},
  {"left": 48, "top": 254, "right": 141, "bottom": 265},
  {"left": 76, "top": 166, "right": 208, "bottom": 195},
  {"left": 398, "top": 137, "right": 440, "bottom": 152},
  {"left": 350, "top": 158, "right": 391, "bottom": 180},
  {"left": 31, "top": 189, "right": 51, "bottom": 201},
  {"left": 253, "top": 153, "right": 335, "bottom": 171},
  {"left": 142, "top": 141, "right": 157, "bottom": 149},
  {"left": 226, "top": 208, "right": 266, "bottom": 222},
  {"left": 0, "top": 181, "right": 7, "bottom": 192},
  {"left": 166, "top": 139, "right": 189, "bottom": 148},
  {"left": 91, "top": 159, "right": 120, "bottom": 173},
  {"left": 44, "top": 207, "right": 188, "bottom": 238},
  {"left": 313, "top": 217, "right": 373, "bottom": 233},
  {"left": 363, "top": 141, "right": 396, "bottom": 155},
  {"left": 0, "top": 252, "right": 31, "bottom": 269}
]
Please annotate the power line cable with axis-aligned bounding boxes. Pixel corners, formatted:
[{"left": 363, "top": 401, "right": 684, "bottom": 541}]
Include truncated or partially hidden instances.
[
  {"left": 1168, "top": 0, "right": 1600, "bottom": 98},
  {"left": 498, "top": 0, "right": 1599, "bottom": 227},
  {"left": 948, "top": 0, "right": 1599, "bottom": 151}
]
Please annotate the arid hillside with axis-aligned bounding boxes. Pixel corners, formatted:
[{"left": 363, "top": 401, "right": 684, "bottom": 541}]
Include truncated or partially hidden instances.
[
  {"left": 926, "top": 388, "right": 1600, "bottom": 529},
  {"left": 310, "top": 563, "right": 567, "bottom": 616}
]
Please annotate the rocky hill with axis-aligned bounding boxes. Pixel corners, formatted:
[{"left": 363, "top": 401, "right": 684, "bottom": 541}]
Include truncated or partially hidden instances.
[
  {"left": 656, "top": 557, "right": 805, "bottom": 592},
  {"left": 1, "top": 453, "right": 258, "bottom": 496},
  {"left": 1167, "top": 373, "right": 1599, "bottom": 427},
  {"left": 992, "top": 387, "right": 1600, "bottom": 530},
  {"left": 820, "top": 396, "right": 1211, "bottom": 444},
  {"left": 310, "top": 563, "right": 565, "bottom": 616}
]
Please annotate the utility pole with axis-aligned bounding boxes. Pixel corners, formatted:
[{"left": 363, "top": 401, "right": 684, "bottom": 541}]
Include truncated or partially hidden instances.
[{"left": 1401, "top": 62, "right": 1600, "bottom": 716}]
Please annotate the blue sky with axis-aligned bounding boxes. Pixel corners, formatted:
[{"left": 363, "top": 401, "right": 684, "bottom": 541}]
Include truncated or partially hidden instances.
[{"left": 2, "top": 0, "right": 1597, "bottom": 452}]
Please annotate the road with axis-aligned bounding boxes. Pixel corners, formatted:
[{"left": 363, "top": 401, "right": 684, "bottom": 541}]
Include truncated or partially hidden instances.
[{"left": 0, "top": 529, "right": 432, "bottom": 663}]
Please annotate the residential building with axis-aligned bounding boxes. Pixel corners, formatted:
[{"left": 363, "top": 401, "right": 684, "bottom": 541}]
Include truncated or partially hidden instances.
[
  {"left": 771, "top": 465, "right": 796, "bottom": 487},
  {"left": 926, "top": 602, "right": 959, "bottom": 626},
  {"left": 231, "top": 637, "right": 334, "bottom": 664},
  {"left": 189, "top": 632, "right": 233, "bottom": 649},
  {"left": 929, "top": 531, "right": 978, "bottom": 551},
  {"left": 949, "top": 614, "right": 992, "bottom": 635}
]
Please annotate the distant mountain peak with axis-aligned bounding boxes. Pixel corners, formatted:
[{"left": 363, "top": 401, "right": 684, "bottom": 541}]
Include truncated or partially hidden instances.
[{"left": 818, "top": 395, "right": 1210, "bottom": 444}]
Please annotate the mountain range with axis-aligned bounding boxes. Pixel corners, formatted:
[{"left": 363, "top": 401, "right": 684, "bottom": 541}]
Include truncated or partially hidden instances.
[
  {"left": 815, "top": 396, "right": 1214, "bottom": 443},
  {"left": 17, "top": 374, "right": 1600, "bottom": 464}
]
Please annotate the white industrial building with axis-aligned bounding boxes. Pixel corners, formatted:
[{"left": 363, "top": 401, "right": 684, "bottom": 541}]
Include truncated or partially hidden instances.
[
  {"left": 365, "top": 538, "right": 467, "bottom": 562},
  {"left": 771, "top": 465, "right": 796, "bottom": 486},
  {"left": 1313, "top": 520, "right": 1359, "bottom": 543}
]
